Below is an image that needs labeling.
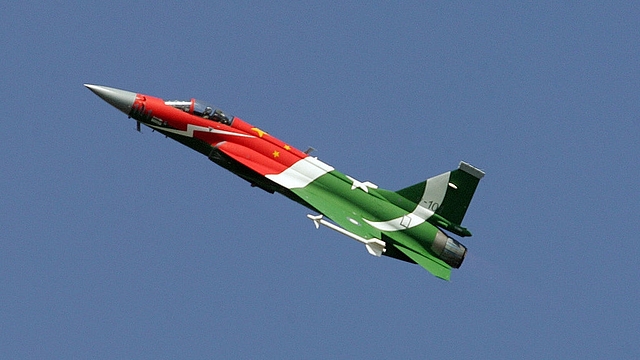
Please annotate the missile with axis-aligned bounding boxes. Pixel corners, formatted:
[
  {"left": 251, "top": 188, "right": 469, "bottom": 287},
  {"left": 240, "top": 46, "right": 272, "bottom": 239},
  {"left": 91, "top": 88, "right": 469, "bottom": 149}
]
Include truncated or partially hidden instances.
[{"left": 307, "top": 214, "right": 386, "bottom": 257}]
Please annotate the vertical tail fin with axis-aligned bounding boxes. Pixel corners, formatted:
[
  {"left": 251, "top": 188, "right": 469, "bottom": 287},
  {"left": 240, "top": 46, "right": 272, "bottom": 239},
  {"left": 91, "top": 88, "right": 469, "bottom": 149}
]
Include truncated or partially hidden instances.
[{"left": 396, "top": 162, "right": 484, "bottom": 226}]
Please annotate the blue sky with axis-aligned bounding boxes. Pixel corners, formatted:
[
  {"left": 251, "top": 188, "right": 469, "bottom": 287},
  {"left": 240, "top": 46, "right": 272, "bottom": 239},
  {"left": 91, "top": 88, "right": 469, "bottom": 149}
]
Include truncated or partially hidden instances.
[{"left": 1, "top": 2, "right": 638, "bottom": 358}]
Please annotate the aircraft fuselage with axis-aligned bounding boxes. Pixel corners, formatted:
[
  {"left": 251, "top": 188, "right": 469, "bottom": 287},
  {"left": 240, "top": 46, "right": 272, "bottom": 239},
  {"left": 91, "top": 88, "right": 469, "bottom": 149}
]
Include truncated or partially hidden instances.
[{"left": 86, "top": 84, "right": 484, "bottom": 280}]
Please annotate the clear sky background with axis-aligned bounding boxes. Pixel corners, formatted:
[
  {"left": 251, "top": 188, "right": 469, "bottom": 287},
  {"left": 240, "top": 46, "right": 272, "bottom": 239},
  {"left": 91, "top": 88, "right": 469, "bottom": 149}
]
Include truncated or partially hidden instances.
[{"left": 1, "top": 2, "right": 638, "bottom": 359}]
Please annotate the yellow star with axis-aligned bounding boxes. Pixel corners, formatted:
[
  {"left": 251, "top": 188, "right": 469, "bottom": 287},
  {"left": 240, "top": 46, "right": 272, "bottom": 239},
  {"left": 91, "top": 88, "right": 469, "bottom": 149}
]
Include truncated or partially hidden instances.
[
  {"left": 283, "top": 145, "right": 291, "bottom": 151},
  {"left": 251, "top": 127, "right": 267, "bottom": 138},
  {"left": 272, "top": 150, "right": 280, "bottom": 158}
]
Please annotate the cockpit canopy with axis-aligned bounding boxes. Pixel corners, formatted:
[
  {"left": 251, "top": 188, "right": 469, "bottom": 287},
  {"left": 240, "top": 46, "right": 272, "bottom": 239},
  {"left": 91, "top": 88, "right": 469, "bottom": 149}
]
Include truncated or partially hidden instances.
[{"left": 165, "top": 99, "right": 233, "bottom": 125}]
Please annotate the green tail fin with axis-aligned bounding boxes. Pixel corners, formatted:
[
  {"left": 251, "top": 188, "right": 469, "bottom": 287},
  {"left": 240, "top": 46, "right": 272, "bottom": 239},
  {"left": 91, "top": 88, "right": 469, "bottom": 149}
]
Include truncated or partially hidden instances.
[{"left": 396, "top": 161, "right": 484, "bottom": 226}]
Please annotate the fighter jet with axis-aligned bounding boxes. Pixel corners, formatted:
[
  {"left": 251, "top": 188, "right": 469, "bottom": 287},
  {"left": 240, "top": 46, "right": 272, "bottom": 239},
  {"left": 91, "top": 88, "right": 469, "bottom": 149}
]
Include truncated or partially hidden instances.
[{"left": 85, "top": 84, "right": 484, "bottom": 280}]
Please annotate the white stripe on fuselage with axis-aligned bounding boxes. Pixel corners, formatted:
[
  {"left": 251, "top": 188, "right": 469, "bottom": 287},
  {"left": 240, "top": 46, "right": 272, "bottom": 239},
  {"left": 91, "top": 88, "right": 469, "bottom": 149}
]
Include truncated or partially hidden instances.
[
  {"left": 266, "top": 156, "right": 334, "bottom": 189},
  {"left": 363, "top": 205, "right": 434, "bottom": 232},
  {"left": 147, "top": 122, "right": 255, "bottom": 138}
]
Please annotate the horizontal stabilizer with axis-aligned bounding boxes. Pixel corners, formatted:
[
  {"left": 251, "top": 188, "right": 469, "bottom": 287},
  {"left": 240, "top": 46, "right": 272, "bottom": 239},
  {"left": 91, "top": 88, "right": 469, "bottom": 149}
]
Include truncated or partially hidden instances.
[{"left": 394, "top": 244, "right": 452, "bottom": 281}]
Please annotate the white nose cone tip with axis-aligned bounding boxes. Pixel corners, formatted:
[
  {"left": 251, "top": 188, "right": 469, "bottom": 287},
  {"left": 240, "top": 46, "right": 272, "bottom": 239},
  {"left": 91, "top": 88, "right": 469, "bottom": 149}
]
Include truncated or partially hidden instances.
[{"left": 84, "top": 84, "right": 137, "bottom": 115}]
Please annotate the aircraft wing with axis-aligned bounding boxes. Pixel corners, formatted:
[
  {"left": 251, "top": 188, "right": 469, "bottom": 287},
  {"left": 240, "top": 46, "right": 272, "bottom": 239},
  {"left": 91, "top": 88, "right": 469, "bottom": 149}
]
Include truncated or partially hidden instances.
[
  {"left": 292, "top": 179, "right": 453, "bottom": 280},
  {"left": 292, "top": 184, "right": 382, "bottom": 242}
]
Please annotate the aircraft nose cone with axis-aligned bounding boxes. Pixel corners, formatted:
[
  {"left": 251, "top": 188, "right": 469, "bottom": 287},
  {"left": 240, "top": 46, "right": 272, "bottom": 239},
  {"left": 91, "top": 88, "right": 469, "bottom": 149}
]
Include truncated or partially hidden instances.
[{"left": 84, "top": 84, "right": 137, "bottom": 115}]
